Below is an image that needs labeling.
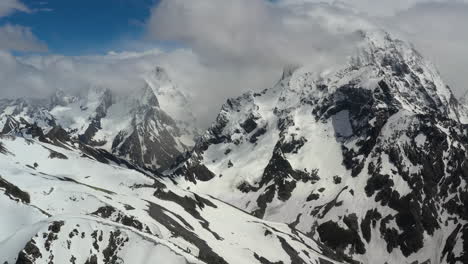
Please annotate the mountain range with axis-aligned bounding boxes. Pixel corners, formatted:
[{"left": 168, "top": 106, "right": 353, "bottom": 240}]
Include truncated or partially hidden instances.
[{"left": 1, "top": 30, "right": 467, "bottom": 264}]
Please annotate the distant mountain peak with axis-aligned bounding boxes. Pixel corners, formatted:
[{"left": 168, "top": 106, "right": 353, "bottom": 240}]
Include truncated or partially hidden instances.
[{"left": 0, "top": 65, "right": 198, "bottom": 171}]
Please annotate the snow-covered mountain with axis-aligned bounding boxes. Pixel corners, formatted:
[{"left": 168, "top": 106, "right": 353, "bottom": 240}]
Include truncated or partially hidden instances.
[
  {"left": 0, "top": 135, "right": 340, "bottom": 264},
  {"left": 0, "top": 67, "right": 197, "bottom": 171},
  {"left": 2, "top": 29, "right": 468, "bottom": 264},
  {"left": 170, "top": 30, "right": 468, "bottom": 263}
]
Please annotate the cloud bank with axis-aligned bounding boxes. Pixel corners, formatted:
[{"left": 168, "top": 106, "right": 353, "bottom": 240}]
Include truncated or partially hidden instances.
[
  {"left": 0, "top": 0, "right": 467, "bottom": 127},
  {"left": 148, "top": 0, "right": 365, "bottom": 67},
  {"left": 146, "top": 0, "right": 369, "bottom": 125},
  {"left": 0, "top": 49, "right": 172, "bottom": 99},
  {"left": 0, "top": 24, "right": 48, "bottom": 52}
]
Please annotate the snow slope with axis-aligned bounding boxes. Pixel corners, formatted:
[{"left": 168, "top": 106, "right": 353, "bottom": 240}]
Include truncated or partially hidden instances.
[{"left": 0, "top": 135, "right": 340, "bottom": 264}]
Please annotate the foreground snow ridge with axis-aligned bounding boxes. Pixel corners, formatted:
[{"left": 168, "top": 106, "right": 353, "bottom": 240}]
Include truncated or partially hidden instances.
[{"left": 0, "top": 136, "right": 339, "bottom": 264}]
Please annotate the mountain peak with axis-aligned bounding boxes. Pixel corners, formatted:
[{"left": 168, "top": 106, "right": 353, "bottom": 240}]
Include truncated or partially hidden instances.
[
  {"left": 284, "top": 29, "right": 460, "bottom": 121},
  {"left": 281, "top": 64, "right": 301, "bottom": 80}
]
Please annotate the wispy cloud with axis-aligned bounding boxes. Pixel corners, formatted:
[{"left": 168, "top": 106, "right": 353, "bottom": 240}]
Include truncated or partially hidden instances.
[
  {"left": 148, "top": 0, "right": 362, "bottom": 67},
  {"left": 0, "top": 1, "right": 48, "bottom": 53},
  {"left": 0, "top": 0, "right": 29, "bottom": 17},
  {"left": 0, "top": 24, "right": 48, "bottom": 52}
]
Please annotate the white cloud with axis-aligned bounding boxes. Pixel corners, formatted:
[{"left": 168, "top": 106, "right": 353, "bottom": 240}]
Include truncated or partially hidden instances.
[
  {"left": 281, "top": 0, "right": 468, "bottom": 16},
  {"left": 148, "top": 0, "right": 361, "bottom": 67},
  {"left": 146, "top": 0, "right": 370, "bottom": 125},
  {"left": 0, "top": 48, "right": 228, "bottom": 126},
  {"left": 0, "top": 1, "right": 49, "bottom": 52},
  {"left": 0, "top": 49, "right": 165, "bottom": 98},
  {"left": 0, "top": 24, "right": 48, "bottom": 52},
  {"left": 0, "top": 0, "right": 29, "bottom": 17}
]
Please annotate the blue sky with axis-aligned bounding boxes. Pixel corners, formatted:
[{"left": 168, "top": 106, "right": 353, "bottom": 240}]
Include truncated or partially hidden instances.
[{"left": 0, "top": 0, "right": 158, "bottom": 55}]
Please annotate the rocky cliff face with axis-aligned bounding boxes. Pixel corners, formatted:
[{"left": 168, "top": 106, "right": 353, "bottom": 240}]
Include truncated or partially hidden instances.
[{"left": 170, "top": 30, "right": 468, "bottom": 264}]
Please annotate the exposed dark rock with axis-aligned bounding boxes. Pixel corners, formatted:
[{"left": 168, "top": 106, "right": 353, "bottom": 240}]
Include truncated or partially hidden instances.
[
  {"left": 253, "top": 185, "right": 276, "bottom": 218},
  {"left": 102, "top": 230, "right": 128, "bottom": 264},
  {"left": 154, "top": 188, "right": 221, "bottom": 240},
  {"left": 46, "top": 126, "right": 71, "bottom": 143},
  {"left": 175, "top": 162, "right": 216, "bottom": 183},
  {"left": 0, "top": 175, "right": 30, "bottom": 203},
  {"left": 251, "top": 145, "right": 321, "bottom": 218},
  {"left": 317, "top": 220, "right": 366, "bottom": 256},
  {"left": 280, "top": 136, "right": 307, "bottom": 154},
  {"left": 240, "top": 114, "right": 258, "bottom": 133},
  {"left": 306, "top": 193, "right": 320, "bottom": 202},
  {"left": 250, "top": 126, "right": 267, "bottom": 143},
  {"left": 1, "top": 117, "right": 19, "bottom": 135},
  {"left": 44, "top": 221, "right": 65, "bottom": 251},
  {"left": 16, "top": 240, "right": 42, "bottom": 264},
  {"left": 84, "top": 255, "right": 97, "bottom": 264},
  {"left": 91, "top": 230, "right": 100, "bottom": 251},
  {"left": 47, "top": 148, "right": 68, "bottom": 159},
  {"left": 253, "top": 253, "right": 283, "bottom": 264},
  {"left": 360, "top": 209, "right": 382, "bottom": 243},
  {"left": 147, "top": 201, "right": 228, "bottom": 264},
  {"left": 333, "top": 176, "right": 342, "bottom": 184},
  {"left": 0, "top": 141, "right": 7, "bottom": 154},
  {"left": 91, "top": 206, "right": 145, "bottom": 232},
  {"left": 441, "top": 224, "right": 462, "bottom": 263},
  {"left": 318, "top": 258, "right": 334, "bottom": 264},
  {"left": 277, "top": 236, "right": 307, "bottom": 264}
]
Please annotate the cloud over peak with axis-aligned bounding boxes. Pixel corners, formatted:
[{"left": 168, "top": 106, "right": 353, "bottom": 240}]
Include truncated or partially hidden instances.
[{"left": 148, "top": 0, "right": 363, "bottom": 68}]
